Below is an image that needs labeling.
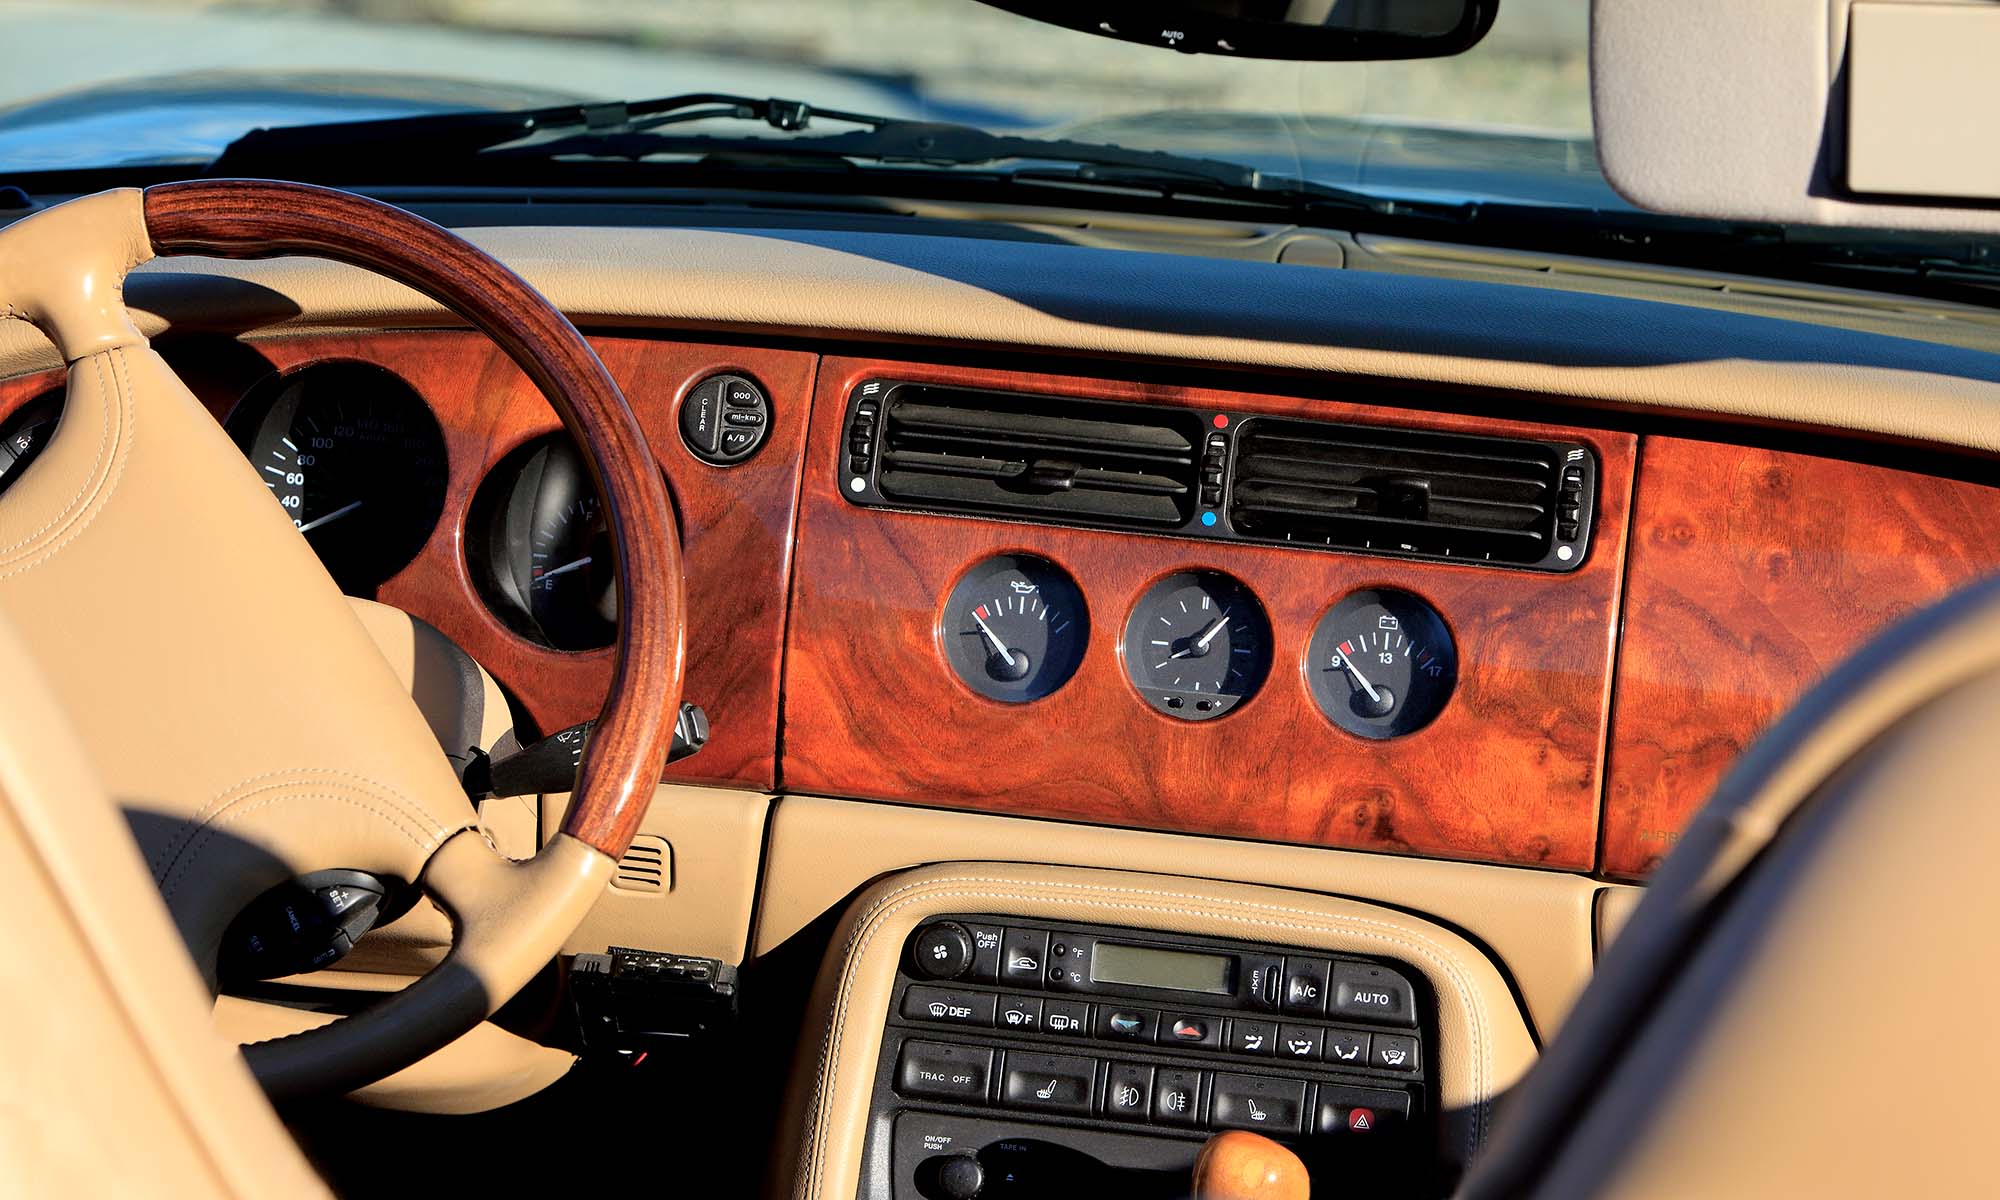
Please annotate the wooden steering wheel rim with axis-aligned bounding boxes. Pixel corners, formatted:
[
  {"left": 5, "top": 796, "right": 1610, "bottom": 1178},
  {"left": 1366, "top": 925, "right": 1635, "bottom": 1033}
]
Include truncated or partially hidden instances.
[{"left": 143, "top": 178, "right": 685, "bottom": 861}]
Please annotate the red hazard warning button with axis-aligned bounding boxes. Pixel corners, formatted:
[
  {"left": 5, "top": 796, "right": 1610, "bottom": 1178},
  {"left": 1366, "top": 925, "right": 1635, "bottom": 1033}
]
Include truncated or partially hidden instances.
[{"left": 1315, "top": 1084, "right": 1412, "bottom": 1136}]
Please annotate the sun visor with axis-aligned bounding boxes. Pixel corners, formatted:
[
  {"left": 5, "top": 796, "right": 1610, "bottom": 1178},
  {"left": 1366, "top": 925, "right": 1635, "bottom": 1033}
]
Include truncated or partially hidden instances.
[{"left": 1592, "top": 0, "right": 2000, "bottom": 233}]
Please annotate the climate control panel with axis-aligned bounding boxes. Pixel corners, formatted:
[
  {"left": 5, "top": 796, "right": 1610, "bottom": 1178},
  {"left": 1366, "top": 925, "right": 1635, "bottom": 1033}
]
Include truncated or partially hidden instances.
[{"left": 864, "top": 917, "right": 1434, "bottom": 1198}]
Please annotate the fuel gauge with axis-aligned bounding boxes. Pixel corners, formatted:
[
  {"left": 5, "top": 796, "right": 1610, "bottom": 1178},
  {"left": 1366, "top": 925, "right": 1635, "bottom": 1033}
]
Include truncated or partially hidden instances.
[{"left": 940, "top": 555, "right": 1088, "bottom": 703}]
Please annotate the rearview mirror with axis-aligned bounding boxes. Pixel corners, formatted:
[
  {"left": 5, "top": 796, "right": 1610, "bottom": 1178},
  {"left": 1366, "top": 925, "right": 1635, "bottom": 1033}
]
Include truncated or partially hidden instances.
[{"left": 978, "top": 0, "right": 1499, "bottom": 61}]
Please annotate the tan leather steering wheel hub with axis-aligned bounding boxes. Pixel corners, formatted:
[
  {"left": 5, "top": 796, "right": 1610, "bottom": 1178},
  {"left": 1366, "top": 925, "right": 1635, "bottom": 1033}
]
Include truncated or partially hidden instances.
[{"left": 0, "top": 182, "right": 685, "bottom": 1099}]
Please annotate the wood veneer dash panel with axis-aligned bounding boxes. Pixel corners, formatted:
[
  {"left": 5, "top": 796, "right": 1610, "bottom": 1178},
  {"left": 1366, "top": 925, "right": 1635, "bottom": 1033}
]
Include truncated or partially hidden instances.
[
  {"left": 180, "top": 331, "right": 813, "bottom": 792},
  {"left": 1602, "top": 436, "right": 2000, "bottom": 879},
  {"left": 781, "top": 357, "right": 1636, "bottom": 870}
]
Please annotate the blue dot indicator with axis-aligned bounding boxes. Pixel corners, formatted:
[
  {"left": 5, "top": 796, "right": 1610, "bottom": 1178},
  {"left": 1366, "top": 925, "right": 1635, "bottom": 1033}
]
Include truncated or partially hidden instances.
[{"left": 1200, "top": 511, "right": 1218, "bottom": 527}]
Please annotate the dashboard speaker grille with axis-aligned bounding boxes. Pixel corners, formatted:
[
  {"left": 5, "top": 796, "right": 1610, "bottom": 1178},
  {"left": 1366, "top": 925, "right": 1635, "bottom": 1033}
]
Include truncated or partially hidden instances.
[
  {"left": 1227, "top": 417, "right": 1593, "bottom": 569},
  {"left": 869, "top": 383, "right": 1202, "bottom": 528}
]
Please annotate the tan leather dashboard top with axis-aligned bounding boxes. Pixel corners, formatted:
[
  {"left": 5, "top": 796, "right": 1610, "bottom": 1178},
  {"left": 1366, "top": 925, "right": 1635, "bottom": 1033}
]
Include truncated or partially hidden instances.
[{"left": 2, "top": 223, "right": 1997, "bottom": 879}]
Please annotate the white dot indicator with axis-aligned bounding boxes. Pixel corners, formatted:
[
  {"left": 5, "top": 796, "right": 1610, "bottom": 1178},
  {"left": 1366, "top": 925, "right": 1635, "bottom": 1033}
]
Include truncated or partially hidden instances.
[
  {"left": 849, "top": 476, "right": 866, "bottom": 493},
  {"left": 1556, "top": 544, "right": 1574, "bottom": 561}
]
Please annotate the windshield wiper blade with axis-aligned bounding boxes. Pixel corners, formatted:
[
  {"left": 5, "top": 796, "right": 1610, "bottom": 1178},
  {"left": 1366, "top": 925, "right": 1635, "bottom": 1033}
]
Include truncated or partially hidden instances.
[
  {"left": 207, "top": 93, "right": 875, "bottom": 175},
  {"left": 209, "top": 92, "right": 1436, "bottom": 219}
]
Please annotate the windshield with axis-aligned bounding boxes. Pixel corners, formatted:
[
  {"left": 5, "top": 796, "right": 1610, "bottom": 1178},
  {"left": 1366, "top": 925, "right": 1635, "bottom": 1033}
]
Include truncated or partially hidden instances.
[{"left": 0, "top": 0, "right": 1605, "bottom": 205}]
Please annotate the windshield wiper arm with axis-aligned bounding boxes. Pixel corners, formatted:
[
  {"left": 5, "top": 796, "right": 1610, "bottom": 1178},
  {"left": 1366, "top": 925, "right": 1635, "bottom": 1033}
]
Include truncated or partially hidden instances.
[
  {"left": 209, "top": 92, "right": 1441, "bottom": 219},
  {"left": 208, "top": 93, "right": 881, "bottom": 173}
]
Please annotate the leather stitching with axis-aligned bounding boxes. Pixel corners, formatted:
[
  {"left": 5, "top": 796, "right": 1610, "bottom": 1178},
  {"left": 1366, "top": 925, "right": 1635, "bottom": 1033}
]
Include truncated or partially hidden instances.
[
  {"left": 158, "top": 787, "right": 441, "bottom": 902},
  {"left": 799, "top": 870, "right": 1498, "bottom": 1199},
  {"left": 0, "top": 347, "right": 124, "bottom": 568},
  {"left": 148, "top": 768, "right": 446, "bottom": 885}
]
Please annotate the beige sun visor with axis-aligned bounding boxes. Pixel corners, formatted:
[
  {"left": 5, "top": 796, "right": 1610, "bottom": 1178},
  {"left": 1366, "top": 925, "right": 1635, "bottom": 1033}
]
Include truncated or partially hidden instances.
[{"left": 1592, "top": 0, "right": 2000, "bottom": 232}]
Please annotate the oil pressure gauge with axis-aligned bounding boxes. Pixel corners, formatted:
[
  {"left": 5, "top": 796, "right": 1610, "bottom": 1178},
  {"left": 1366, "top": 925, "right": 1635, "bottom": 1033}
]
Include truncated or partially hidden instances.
[
  {"left": 1306, "top": 588, "right": 1458, "bottom": 739},
  {"left": 941, "top": 555, "right": 1088, "bottom": 703}
]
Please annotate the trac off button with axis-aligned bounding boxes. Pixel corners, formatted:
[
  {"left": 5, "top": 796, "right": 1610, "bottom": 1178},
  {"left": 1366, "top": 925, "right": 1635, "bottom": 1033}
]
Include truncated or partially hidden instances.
[{"left": 1330, "top": 962, "right": 1417, "bottom": 1025}]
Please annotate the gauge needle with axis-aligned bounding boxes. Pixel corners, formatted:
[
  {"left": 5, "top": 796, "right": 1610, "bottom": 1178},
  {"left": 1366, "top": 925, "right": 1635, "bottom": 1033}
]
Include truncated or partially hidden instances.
[
  {"left": 295, "top": 499, "right": 362, "bottom": 534},
  {"left": 972, "top": 611, "right": 1017, "bottom": 667},
  {"left": 537, "top": 555, "right": 594, "bottom": 583},
  {"left": 1340, "top": 654, "right": 1385, "bottom": 704},
  {"left": 1172, "top": 616, "right": 1230, "bottom": 658}
]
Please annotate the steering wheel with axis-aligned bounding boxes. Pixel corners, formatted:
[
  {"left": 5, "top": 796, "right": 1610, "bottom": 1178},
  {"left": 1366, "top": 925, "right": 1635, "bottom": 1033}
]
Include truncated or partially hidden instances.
[{"left": 0, "top": 182, "right": 683, "bottom": 1100}]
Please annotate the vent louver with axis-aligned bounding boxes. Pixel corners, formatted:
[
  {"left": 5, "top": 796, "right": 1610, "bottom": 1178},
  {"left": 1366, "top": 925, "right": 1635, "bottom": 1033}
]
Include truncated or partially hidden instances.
[
  {"left": 860, "top": 383, "right": 1203, "bottom": 529},
  {"left": 1228, "top": 418, "right": 1594, "bottom": 570},
  {"left": 611, "top": 835, "right": 670, "bottom": 895}
]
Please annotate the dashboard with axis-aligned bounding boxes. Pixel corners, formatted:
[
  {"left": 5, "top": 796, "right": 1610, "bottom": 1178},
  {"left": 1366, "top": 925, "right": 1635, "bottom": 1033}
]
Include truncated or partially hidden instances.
[{"left": 3, "top": 298, "right": 1996, "bottom": 882}]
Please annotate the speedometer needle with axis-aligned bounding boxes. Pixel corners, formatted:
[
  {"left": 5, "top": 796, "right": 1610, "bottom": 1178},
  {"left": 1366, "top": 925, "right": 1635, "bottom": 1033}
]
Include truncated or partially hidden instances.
[
  {"left": 295, "top": 499, "right": 362, "bottom": 534},
  {"left": 537, "top": 555, "right": 593, "bottom": 582},
  {"left": 972, "top": 611, "right": 1017, "bottom": 667},
  {"left": 1340, "top": 654, "right": 1384, "bottom": 704}
]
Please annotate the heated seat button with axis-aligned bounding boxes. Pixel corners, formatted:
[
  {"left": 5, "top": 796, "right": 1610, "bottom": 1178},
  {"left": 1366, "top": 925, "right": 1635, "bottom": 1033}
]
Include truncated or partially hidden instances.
[
  {"left": 1104, "top": 1062, "right": 1154, "bottom": 1121},
  {"left": 1095, "top": 1006, "right": 1159, "bottom": 1042},
  {"left": 1372, "top": 1034, "right": 1420, "bottom": 1072},
  {"left": 1324, "top": 1030, "right": 1372, "bottom": 1067},
  {"left": 897, "top": 1041, "right": 992, "bottom": 1102},
  {"left": 1316, "top": 1084, "right": 1412, "bottom": 1135},
  {"left": 999, "top": 928, "right": 1050, "bottom": 987},
  {"left": 1227, "top": 1018, "right": 1277, "bottom": 1056},
  {"left": 1152, "top": 1068, "right": 1202, "bottom": 1127},
  {"left": 1210, "top": 1073, "right": 1306, "bottom": 1135},
  {"left": 1001, "top": 1051, "right": 1095, "bottom": 1115},
  {"left": 1281, "top": 957, "right": 1330, "bottom": 1015},
  {"left": 1163, "top": 1013, "right": 1222, "bottom": 1050},
  {"left": 1330, "top": 962, "right": 1417, "bottom": 1026},
  {"left": 901, "top": 986, "right": 996, "bottom": 1028}
]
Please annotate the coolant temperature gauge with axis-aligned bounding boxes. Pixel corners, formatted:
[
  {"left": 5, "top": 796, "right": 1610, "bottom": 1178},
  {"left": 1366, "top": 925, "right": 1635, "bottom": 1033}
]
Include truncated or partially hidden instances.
[
  {"left": 1306, "top": 588, "right": 1458, "bottom": 739},
  {"left": 940, "top": 555, "right": 1089, "bottom": 703}
]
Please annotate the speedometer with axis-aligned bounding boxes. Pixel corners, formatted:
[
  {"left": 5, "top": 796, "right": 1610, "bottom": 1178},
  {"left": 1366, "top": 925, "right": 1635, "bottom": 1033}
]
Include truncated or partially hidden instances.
[{"left": 233, "top": 363, "right": 448, "bottom": 595}]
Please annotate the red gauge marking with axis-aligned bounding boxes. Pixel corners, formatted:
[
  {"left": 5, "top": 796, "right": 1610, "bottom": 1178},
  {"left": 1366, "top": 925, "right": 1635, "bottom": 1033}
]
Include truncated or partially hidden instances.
[
  {"left": 974, "top": 605, "right": 989, "bottom": 620},
  {"left": 1339, "top": 640, "right": 1355, "bottom": 656}
]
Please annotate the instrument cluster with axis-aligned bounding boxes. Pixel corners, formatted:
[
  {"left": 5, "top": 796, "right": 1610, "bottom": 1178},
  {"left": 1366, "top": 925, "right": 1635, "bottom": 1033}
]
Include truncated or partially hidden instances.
[
  {"left": 940, "top": 554, "right": 1458, "bottom": 737},
  {"left": 231, "top": 361, "right": 618, "bottom": 652}
]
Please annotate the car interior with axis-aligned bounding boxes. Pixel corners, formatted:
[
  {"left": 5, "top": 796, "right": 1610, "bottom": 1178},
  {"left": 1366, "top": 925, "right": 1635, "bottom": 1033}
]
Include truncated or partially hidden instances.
[{"left": 3, "top": 0, "right": 2000, "bottom": 1196}]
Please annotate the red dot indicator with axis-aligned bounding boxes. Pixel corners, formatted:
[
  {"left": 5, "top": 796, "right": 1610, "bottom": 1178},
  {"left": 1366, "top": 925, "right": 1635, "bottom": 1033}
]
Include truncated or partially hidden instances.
[{"left": 1212, "top": 413, "right": 1230, "bottom": 429}]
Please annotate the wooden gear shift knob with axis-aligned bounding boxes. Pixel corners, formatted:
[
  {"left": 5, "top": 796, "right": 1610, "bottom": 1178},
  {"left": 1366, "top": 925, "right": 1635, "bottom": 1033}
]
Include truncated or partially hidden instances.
[{"left": 1191, "top": 1130, "right": 1310, "bottom": 1200}]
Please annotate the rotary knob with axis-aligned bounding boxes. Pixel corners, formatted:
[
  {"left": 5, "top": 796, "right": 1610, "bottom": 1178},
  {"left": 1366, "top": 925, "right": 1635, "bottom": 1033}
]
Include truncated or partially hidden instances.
[{"left": 911, "top": 921, "right": 975, "bottom": 980}]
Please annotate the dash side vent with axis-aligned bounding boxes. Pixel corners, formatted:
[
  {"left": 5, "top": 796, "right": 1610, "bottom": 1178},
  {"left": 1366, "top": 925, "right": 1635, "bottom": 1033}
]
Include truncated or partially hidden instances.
[
  {"left": 611, "top": 834, "right": 671, "bottom": 895},
  {"left": 1227, "top": 417, "right": 1594, "bottom": 570},
  {"left": 843, "top": 381, "right": 1203, "bottom": 530}
]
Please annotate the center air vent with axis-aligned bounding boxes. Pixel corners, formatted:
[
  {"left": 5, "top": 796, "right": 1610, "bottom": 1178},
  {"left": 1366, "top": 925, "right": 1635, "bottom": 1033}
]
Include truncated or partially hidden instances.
[
  {"left": 841, "top": 381, "right": 1203, "bottom": 530},
  {"left": 1228, "top": 418, "right": 1595, "bottom": 571}
]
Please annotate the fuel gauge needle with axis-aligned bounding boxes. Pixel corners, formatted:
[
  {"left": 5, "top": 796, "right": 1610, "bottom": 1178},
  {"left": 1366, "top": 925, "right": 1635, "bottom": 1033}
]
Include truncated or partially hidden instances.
[
  {"left": 973, "top": 611, "right": 1017, "bottom": 667},
  {"left": 536, "top": 555, "right": 593, "bottom": 582},
  {"left": 1340, "top": 653, "right": 1384, "bottom": 704}
]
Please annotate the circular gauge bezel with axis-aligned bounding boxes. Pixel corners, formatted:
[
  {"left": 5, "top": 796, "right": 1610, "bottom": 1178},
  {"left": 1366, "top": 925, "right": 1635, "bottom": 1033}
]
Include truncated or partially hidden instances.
[
  {"left": 228, "top": 361, "right": 447, "bottom": 596},
  {"left": 466, "top": 434, "right": 618, "bottom": 652},
  {"left": 1302, "top": 587, "right": 1459, "bottom": 740},
  {"left": 936, "top": 553, "right": 1090, "bottom": 705},
  {"left": 1119, "top": 567, "right": 1271, "bottom": 722}
]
